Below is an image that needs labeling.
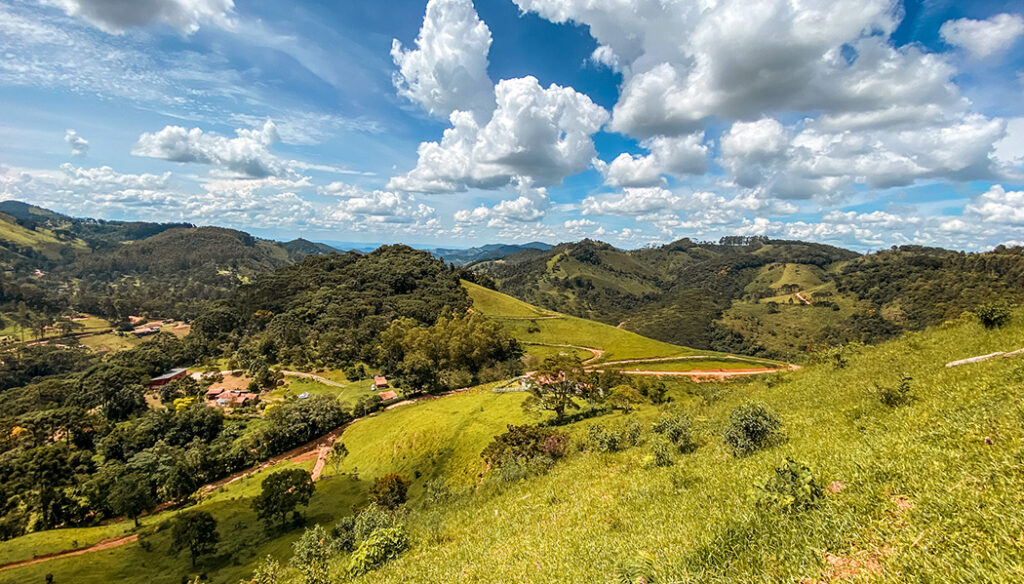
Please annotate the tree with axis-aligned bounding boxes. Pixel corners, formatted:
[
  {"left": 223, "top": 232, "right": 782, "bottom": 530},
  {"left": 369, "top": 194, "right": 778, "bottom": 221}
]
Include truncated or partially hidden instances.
[
  {"left": 608, "top": 385, "right": 644, "bottom": 412},
  {"left": 107, "top": 473, "right": 155, "bottom": 528},
  {"left": 252, "top": 469, "right": 315, "bottom": 529},
  {"left": 522, "top": 355, "right": 591, "bottom": 421},
  {"left": 329, "top": 441, "right": 348, "bottom": 476},
  {"left": 290, "top": 524, "right": 333, "bottom": 584},
  {"left": 170, "top": 511, "right": 219, "bottom": 566},
  {"left": 368, "top": 474, "right": 409, "bottom": 510}
]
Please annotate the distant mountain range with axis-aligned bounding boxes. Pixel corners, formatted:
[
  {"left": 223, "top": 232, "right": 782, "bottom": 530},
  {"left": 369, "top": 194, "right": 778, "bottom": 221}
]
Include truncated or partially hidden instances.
[{"left": 427, "top": 242, "right": 553, "bottom": 265}]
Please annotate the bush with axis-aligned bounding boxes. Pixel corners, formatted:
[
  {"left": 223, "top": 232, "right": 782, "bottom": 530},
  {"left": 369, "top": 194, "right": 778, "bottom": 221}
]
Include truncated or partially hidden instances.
[
  {"left": 331, "top": 503, "right": 399, "bottom": 553},
  {"left": 874, "top": 375, "right": 913, "bottom": 407},
  {"left": 368, "top": 474, "right": 409, "bottom": 510},
  {"left": 723, "top": 403, "right": 784, "bottom": 456},
  {"left": 757, "top": 459, "right": 824, "bottom": 512},
  {"left": 976, "top": 301, "right": 1013, "bottom": 329},
  {"left": 651, "top": 412, "right": 697, "bottom": 454},
  {"left": 481, "top": 424, "right": 570, "bottom": 467},
  {"left": 587, "top": 424, "right": 623, "bottom": 452},
  {"left": 651, "top": 438, "right": 674, "bottom": 467},
  {"left": 290, "top": 525, "right": 333, "bottom": 584},
  {"left": 347, "top": 527, "right": 408, "bottom": 577}
]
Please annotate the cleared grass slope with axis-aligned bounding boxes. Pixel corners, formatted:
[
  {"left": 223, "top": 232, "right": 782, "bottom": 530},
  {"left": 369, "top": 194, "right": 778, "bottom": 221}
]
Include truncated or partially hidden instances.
[{"left": 463, "top": 280, "right": 718, "bottom": 362}]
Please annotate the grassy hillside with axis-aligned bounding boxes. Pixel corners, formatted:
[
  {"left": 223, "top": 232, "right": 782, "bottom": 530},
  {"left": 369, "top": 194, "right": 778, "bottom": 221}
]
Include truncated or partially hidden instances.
[
  {"left": 7, "top": 309, "right": 1023, "bottom": 582},
  {"left": 463, "top": 280, "right": 721, "bottom": 363}
]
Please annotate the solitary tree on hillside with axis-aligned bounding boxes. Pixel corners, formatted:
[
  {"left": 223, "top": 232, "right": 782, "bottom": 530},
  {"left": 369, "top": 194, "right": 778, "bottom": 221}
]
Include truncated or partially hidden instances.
[
  {"left": 107, "top": 473, "right": 155, "bottom": 528},
  {"left": 170, "top": 511, "right": 219, "bottom": 566},
  {"left": 252, "top": 469, "right": 315, "bottom": 530},
  {"left": 522, "top": 355, "right": 591, "bottom": 422},
  {"left": 368, "top": 474, "right": 409, "bottom": 510},
  {"left": 329, "top": 441, "right": 349, "bottom": 476}
]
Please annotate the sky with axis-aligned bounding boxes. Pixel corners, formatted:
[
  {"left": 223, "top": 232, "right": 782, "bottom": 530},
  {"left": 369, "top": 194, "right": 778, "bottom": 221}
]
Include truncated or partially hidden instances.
[{"left": 1, "top": 0, "right": 1023, "bottom": 251}]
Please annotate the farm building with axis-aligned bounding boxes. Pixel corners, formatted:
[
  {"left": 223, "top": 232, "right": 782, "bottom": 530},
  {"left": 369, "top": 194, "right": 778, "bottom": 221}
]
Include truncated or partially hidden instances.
[
  {"left": 212, "top": 390, "right": 260, "bottom": 408},
  {"left": 128, "top": 315, "right": 145, "bottom": 325},
  {"left": 131, "top": 325, "right": 161, "bottom": 337},
  {"left": 372, "top": 375, "right": 389, "bottom": 389},
  {"left": 149, "top": 368, "right": 188, "bottom": 390},
  {"left": 378, "top": 390, "right": 398, "bottom": 401}
]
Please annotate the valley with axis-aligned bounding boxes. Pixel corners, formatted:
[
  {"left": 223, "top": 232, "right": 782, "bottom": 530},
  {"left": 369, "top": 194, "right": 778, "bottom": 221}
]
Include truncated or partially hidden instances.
[{"left": 2, "top": 203, "right": 1023, "bottom": 584}]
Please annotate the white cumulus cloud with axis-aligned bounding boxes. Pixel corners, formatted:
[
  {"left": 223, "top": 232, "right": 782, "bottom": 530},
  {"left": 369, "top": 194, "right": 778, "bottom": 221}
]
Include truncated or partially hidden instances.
[
  {"left": 391, "top": 0, "right": 494, "bottom": 121},
  {"left": 132, "top": 120, "right": 290, "bottom": 178},
  {"left": 595, "top": 133, "right": 707, "bottom": 187},
  {"left": 389, "top": 76, "right": 608, "bottom": 192},
  {"left": 940, "top": 13, "right": 1024, "bottom": 59}
]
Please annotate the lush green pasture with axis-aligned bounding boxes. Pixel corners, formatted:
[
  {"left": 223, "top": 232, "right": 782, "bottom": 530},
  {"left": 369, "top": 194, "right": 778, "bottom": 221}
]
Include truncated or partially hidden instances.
[{"left": 328, "top": 311, "right": 1024, "bottom": 584}]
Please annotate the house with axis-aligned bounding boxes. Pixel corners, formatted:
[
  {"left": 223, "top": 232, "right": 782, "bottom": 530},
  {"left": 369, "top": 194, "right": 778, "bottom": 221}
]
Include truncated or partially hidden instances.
[
  {"left": 205, "top": 386, "right": 225, "bottom": 399},
  {"left": 213, "top": 390, "right": 260, "bottom": 408},
  {"left": 378, "top": 390, "right": 398, "bottom": 402},
  {"left": 131, "top": 325, "right": 161, "bottom": 337},
  {"left": 372, "top": 376, "right": 389, "bottom": 390},
  {"left": 128, "top": 316, "right": 145, "bottom": 325},
  {"left": 149, "top": 368, "right": 188, "bottom": 390}
]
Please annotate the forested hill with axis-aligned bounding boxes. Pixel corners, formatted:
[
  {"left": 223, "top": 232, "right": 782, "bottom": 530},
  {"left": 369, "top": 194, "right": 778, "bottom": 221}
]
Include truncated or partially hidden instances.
[
  {"left": 0, "top": 202, "right": 337, "bottom": 322},
  {"left": 477, "top": 237, "right": 1024, "bottom": 360},
  {"left": 190, "top": 245, "right": 476, "bottom": 366}
]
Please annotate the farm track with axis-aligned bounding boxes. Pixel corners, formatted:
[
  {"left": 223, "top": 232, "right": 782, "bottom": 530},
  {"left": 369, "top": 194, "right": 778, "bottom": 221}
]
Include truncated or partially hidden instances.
[
  {"left": 0, "top": 534, "right": 138, "bottom": 572},
  {"left": 525, "top": 342, "right": 605, "bottom": 364}
]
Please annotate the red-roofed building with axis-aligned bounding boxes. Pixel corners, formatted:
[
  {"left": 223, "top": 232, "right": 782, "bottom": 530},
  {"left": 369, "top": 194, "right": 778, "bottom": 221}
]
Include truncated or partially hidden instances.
[
  {"left": 378, "top": 390, "right": 398, "bottom": 401},
  {"left": 373, "top": 376, "right": 389, "bottom": 389}
]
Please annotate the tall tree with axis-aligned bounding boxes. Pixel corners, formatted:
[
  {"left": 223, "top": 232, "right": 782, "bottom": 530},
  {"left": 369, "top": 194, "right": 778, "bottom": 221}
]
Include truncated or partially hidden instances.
[
  {"left": 522, "top": 355, "right": 591, "bottom": 421},
  {"left": 107, "top": 473, "right": 155, "bottom": 528},
  {"left": 252, "top": 469, "right": 315, "bottom": 530},
  {"left": 170, "top": 511, "right": 219, "bottom": 567}
]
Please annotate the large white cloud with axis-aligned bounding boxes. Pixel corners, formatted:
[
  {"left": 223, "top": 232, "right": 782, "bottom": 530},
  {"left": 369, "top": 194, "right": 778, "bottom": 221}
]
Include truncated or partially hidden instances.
[
  {"left": 389, "top": 76, "right": 608, "bottom": 192},
  {"left": 132, "top": 120, "right": 291, "bottom": 178},
  {"left": 594, "top": 133, "right": 707, "bottom": 187},
  {"left": 964, "top": 184, "right": 1024, "bottom": 225},
  {"left": 55, "top": 0, "right": 234, "bottom": 34},
  {"left": 940, "top": 13, "right": 1024, "bottom": 59},
  {"left": 391, "top": 0, "right": 494, "bottom": 121}
]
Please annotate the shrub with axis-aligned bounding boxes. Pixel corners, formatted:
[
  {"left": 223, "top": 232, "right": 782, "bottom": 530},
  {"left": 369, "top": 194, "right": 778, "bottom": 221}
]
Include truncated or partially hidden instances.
[
  {"left": 608, "top": 385, "right": 644, "bottom": 412},
  {"left": 651, "top": 412, "right": 697, "bottom": 454},
  {"left": 723, "top": 403, "right": 784, "bottom": 456},
  {"left": 331, "top": 504, "right": 399, "bottom": 553},
  {"left": 587, "top": 424, "right": 623, "bottom": 452},
  {"left": 874, "top": 375, "right": 913, "bottom": 407},
  {"left": 651, "top": 438, "right": 674, "bottom": 467},
  {"left": 976, "top": 301, "right": 1013, "bottom": 329},
  {"left": 290, "top": 525, "right": 333, "bottom": 584},
  {"left": 369, "top": 474, "right": 409, "bottom": 510},
  {"left": 757, "top": 459, "right": 824, "bottom": 512},
  {"left": 347, "top": 527, "right": 408, "bottom": 577},
  {"left": 481, "top": 424, "right": 569, "bottom": 467},
  {"left": 623, "top": 419, "right": 644, "bottom": 447}
]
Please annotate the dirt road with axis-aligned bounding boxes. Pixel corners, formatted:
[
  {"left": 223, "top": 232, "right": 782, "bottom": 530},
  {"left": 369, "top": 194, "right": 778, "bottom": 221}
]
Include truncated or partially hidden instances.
[{"left": 0, "top": 534, "right": 138, "bottom": 573}]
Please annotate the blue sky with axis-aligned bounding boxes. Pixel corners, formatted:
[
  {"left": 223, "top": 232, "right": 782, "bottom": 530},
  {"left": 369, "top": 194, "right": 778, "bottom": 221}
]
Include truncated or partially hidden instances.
[{"left": 1, "top": 0, "right": 1022, "bottom": 251}]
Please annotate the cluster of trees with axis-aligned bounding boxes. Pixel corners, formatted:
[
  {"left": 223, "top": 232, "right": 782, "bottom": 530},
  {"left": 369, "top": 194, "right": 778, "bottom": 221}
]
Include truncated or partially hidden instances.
[{"left": 377, "top": 313, "right": 523, "bottom": 393}]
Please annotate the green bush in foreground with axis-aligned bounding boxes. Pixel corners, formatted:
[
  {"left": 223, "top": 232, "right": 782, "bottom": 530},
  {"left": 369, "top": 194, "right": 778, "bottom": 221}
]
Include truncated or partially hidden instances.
[
  {"left": 652, "top": 411, "right": 697, "bottom": 454},
  {"left": 873, "top": 374, "right": 914, "bottom": 407},
  {"left": 347, "top": 527, "right": 409, "bottom": 577},
  {"left": 723, "top": 403, "right": 784, "bottom": 456},
  {"left": 756, "top": 459, "right": 824, "bottom": 513},
  {"left": 976, "top": 301, "right": 1013, "bottom": 329},
  {"left": 369, "top": 474, "right": 409, "bottom": 510}
]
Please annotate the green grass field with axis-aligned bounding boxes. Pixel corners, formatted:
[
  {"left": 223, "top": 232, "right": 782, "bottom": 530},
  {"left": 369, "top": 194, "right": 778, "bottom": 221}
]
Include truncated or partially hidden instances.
[
  {"left": 7, "top": 311, "right": 1024, "bottom": 583},
  {"left": 464, "top": 281, "right": 719, "bottom": 362}
]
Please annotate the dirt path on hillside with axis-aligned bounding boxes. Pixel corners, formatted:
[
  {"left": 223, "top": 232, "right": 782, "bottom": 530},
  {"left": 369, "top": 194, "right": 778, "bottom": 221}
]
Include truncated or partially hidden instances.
[
  {"left": 526, "top": 343, "right": 605, "bottom": 364},
  {"left": 589, "top": 365, "right": 798, "bottom": 380},
  {"left": 0, "top": 534, "right": 139, "bottom": 573},
  {"left": 796, "top": 291, "right": 812, "bottom": 305},
  {"left": 279, "top": 370, "right": 347, "bottom": 388}
]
